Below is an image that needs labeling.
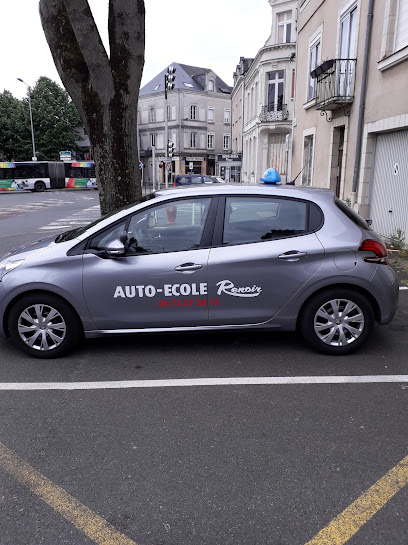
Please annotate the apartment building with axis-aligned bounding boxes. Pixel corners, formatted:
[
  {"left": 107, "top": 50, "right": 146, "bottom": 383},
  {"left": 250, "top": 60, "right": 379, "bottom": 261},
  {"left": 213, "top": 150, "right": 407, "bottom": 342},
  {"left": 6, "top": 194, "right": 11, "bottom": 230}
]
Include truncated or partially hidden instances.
[
  {"left": 138, "top": 63, "right": 232, "bottom": 185},
  {"left": 233, "top": 0, "right": 297, "bottom": 185},
  {"left": 292, "top": 0, "right": 408, "bottom": 239}
]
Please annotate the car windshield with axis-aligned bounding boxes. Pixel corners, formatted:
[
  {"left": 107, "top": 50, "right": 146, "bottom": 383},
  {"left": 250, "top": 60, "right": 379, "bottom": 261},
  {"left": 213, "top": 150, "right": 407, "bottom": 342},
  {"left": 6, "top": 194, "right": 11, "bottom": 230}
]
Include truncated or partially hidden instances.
[{"left": 55, "top": 193, "right": 157, "bottom": 243}]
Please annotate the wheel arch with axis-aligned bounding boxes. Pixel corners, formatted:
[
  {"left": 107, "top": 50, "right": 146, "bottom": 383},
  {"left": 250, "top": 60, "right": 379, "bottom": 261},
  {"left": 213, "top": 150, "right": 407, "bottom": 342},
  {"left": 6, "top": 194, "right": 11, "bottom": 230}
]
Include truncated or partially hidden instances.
[
  {"left": 3, "top": 289, "right": 84, "bottom": 338},
  {"left": 296, "top": 283, "right": 381, "bottom": 331}
]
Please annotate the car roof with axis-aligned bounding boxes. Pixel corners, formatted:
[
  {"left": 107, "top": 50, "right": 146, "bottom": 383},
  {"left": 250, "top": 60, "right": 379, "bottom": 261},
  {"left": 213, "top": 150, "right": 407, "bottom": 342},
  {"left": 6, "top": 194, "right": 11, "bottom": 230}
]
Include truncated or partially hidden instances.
[
  {"left": 155, "top": 184, "right": 335, "bottom": 203},
  {"left": 74, "top": 184, "right": 334, "bottom": 241},
  {"left": 175, "top": 174, "right": 213, "bottom": 177}
]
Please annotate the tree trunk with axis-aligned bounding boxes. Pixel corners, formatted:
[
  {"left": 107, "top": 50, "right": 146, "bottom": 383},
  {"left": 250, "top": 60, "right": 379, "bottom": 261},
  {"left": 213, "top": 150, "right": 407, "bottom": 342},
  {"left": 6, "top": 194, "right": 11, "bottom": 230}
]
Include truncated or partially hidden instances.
[{"left": 39, "top": 0, "right": 145, "bottom": 214}]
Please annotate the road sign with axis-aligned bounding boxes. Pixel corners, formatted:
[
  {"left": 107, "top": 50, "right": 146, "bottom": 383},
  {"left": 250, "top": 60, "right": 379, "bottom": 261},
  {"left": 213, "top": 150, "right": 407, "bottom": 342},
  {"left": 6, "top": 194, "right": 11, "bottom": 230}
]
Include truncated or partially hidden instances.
[
  {"left": 139, "top": 160, "right": 143, "bottom": 169},
  {"left": 166, "top": 163, "right": 171, "bottom": 171}
]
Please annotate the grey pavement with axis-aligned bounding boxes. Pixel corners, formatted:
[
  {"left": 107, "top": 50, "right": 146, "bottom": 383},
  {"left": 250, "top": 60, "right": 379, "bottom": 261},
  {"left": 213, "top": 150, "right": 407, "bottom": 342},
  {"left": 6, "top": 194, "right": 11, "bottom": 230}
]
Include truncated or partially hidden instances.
[{"left": 0, "top": 189, "right": 408, "bottom": 545}]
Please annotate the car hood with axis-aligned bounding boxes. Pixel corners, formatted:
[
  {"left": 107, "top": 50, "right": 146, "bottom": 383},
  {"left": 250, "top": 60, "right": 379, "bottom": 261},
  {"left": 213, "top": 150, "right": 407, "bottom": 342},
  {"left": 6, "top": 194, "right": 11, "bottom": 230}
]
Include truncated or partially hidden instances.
[{"left": 0, "top": 235, "right": 57, "bottom": 262}]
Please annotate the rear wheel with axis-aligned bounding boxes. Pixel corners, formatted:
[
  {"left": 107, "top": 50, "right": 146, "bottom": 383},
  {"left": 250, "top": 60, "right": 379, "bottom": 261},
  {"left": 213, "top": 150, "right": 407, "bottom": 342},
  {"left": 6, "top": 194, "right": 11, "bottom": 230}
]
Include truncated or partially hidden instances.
[
  {"left": 300, "top": 288, "right": 374, "bottom": 355},
  {"left": 8, "top": 293, "right": 82, "bottom": 358},
  {"left": 34, "top": 181, "right": 46, "bottom": 192}
]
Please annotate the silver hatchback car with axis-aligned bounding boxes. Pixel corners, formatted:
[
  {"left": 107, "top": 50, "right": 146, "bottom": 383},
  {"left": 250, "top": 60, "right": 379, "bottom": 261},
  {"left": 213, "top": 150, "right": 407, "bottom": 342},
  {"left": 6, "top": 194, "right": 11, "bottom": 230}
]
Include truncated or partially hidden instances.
[{"left": 0, "top": 185, "right": 399, "bottom": 358}]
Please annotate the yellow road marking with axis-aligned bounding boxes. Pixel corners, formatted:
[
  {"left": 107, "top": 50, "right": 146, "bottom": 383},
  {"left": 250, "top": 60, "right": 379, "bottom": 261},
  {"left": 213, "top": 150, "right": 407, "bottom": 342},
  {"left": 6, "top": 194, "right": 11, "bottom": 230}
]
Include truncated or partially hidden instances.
[
  {"left": 305, "top": 454, "right": 408, "bottom": 544},
  {"left": 0, "top": 442, "right": 137, "bottom": 545}
]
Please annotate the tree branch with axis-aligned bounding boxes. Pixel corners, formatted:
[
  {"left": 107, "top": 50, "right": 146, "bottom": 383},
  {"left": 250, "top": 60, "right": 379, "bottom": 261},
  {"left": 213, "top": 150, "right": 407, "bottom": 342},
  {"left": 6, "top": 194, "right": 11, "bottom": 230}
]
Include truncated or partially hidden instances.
[
  {"left": 108, "top": 0, "right": 145, "bottom": 97},
  {"left": 39, "top": 0, "right": 94, "bottom": 123},
  {"left": 62, "top": 0, "right": 114, "bottom": 104}
]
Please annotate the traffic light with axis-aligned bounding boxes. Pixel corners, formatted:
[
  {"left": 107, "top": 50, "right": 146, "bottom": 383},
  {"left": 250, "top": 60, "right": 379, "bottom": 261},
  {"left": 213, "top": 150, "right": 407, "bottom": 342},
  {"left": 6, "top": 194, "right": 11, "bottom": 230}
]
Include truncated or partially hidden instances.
[
  {"left": 165, "top": 66, "right": 176, "bottom": 91},
  {"left": 167, "top": 140, "right": 175, "bottom": 158},
  {"left": 159, "top": 161, "right": 164, "bottom": 168}
]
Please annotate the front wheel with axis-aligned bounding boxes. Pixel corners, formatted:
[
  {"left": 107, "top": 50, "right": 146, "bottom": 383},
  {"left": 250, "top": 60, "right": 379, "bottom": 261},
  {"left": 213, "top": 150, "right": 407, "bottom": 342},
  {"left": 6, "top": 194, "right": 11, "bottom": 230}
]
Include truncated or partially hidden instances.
[
  {"left": 34, "top": 181, "right": 46, "bottom": 192},
  {"left": 8, "top": 293, "right": 82, "bottom": 358},
  {"left": 299, "top": 289, "right": 374, "bottom": 355}
]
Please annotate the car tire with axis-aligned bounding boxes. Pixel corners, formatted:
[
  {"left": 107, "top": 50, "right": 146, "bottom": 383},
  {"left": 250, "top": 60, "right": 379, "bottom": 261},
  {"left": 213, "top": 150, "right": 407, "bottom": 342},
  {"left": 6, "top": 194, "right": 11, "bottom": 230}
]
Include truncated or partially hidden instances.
[
  {"left": 299, "top": 288, "right": 374, "bottom": 355},
  {"left": 34, "top": 181, "right": 46, "bottom": 192},
  {"left": 8, "top": 293, "right": 82, "bottom": 359}
]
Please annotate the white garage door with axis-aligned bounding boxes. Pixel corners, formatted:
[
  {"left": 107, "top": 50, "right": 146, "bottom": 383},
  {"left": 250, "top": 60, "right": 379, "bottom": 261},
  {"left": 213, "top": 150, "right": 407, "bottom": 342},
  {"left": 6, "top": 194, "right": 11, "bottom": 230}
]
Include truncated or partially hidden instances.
[{"left": 370, "top": 130, "right": 408, "bottom": 239}]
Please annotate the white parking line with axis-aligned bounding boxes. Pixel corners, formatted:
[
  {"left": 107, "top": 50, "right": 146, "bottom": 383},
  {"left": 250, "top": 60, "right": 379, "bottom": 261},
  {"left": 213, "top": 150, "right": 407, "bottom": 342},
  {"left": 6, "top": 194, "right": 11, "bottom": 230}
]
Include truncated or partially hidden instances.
[{"left": 1, "top": 375, "right": 408, "bottom": 391}]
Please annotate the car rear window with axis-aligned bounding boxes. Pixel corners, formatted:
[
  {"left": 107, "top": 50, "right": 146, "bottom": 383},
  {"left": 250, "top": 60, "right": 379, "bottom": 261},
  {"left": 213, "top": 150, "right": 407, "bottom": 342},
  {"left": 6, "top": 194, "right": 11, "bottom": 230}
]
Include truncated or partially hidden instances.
[{"left": 335, "top": 198, "right": 372, "bottom": 230}]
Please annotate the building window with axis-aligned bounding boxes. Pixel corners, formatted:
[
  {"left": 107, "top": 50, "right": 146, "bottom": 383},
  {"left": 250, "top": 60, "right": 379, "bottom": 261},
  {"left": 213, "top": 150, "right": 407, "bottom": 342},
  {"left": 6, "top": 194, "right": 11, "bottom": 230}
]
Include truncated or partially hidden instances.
[
  {"left": 340, "top": 6, "right": 357, "bottom": 57},
  {"left": 207, "top": 133, "right": 215, "bottom": 149},
  {"left": 151, "top": 134, "right": 156, "bottom": 147},
  {"left": 308, "top": 38, "right": 320, "bottom": 101},
  {"left": 267, "top": 71, "right": 284, "bottom": 110},
  {"left": 291, "top": 69, "right": 295, "bottom": 99},
  {"left": 190, "top": 132, "right": 197, "bottom": 148},
  {"left": 208, "top": 107, "right": 214, "bottom": 123},
  {"left": 224, "top": 108, "right": 230, "bottom": 124},
  {"left": 223, "top": 134, "right": 230, "bottom": 150},
  {"left": 394, "top": 0, "right": 408, "bottom": 51},
  {"left": 339, "top": 6, "right": 357, "bottom": 96},
  {"left": 149, "top": 108, "right": 155, "bottom": 123},
  {"left": 190, "top": 105, "right": 197, "bottom": 120},
  {"left": 302, "top": 135, "right": 314, "bottom": 186},
  {"left": 167, "top": 105, "right": 171, "bottom": 121},
  {"left": 208, "top": 80, "right": 214, "bottom": 92},
  {"left": 277, "top": 11, "right": 292, "bottom": 43}
]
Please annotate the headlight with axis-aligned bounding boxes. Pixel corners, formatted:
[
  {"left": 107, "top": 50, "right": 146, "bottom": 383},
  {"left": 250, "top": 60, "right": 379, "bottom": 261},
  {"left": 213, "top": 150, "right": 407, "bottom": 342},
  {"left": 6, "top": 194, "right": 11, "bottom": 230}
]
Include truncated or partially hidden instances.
[{"left": 0, "top": 259, "right": 24, "bottom": 281}]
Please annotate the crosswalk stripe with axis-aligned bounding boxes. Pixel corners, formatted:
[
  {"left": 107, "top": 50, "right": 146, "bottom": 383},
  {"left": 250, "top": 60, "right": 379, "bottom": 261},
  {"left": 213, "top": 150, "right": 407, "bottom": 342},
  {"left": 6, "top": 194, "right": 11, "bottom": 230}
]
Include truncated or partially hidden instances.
[{"left": 38, "top": 205, "right": 101, "bottom": 230}]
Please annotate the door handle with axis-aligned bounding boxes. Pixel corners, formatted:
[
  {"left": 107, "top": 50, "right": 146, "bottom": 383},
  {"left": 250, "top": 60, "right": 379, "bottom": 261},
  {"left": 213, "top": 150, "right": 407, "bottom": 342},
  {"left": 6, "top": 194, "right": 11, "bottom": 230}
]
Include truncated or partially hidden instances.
[
  {"left": 278, "top": 251, "right": 307, "bottom": 261},
  {"left": 174, "top": 263, "right": 203, "bottom": 272}
]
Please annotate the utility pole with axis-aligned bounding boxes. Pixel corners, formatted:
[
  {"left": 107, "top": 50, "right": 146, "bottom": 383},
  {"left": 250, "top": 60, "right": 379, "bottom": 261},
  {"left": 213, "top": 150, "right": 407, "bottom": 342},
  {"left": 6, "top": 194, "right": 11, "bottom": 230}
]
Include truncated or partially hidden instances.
[
  {"left": 17, "top": 78, "right": 37, "bottom": 161},
  {"left": 164, "top": 66, "right": 176, "bottom": 188}
]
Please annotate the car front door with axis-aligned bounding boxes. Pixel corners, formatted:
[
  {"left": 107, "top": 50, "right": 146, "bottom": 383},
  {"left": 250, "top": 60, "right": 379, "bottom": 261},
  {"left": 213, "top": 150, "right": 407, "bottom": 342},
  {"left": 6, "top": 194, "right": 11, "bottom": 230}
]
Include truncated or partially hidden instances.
[
  {"left": 82, "top": 196, "right": 216, "bottom": 330},
  {"left": 207, "top": 195, "right": 325, "bottom": 326}
]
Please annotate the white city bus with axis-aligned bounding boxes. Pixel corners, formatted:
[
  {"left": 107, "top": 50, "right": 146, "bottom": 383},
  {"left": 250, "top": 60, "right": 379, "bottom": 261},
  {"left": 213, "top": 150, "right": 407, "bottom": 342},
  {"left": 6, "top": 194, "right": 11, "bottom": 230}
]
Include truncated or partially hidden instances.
[{"left": 0, "top": 161, "right": 97, "bottom": 192}]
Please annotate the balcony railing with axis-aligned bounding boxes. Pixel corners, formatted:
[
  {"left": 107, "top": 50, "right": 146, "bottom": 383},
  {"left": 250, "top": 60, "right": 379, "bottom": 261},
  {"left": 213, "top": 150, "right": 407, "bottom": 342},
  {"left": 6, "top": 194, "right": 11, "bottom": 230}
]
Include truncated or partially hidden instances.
[
  {"left": 311, "top": 59, "right": 357, "bottom": 110},
  {"left": 260, "top": 104, "right": 289, "bottom": 122}
]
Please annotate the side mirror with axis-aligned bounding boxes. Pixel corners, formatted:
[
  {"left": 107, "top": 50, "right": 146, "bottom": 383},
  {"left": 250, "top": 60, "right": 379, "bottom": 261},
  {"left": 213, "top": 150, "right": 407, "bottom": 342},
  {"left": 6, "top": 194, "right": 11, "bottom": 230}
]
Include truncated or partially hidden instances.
[{"left": 104, "top": 239, "right": 126, "bottom": 258}]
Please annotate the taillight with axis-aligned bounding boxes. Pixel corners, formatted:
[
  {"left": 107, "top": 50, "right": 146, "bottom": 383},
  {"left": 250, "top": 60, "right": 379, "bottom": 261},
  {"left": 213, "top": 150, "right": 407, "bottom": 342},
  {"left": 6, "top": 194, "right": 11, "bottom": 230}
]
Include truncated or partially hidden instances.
[
  {"left": 358, "top": 239, "right": 388, "bottom": 264},
  {"left": 174, "top": 182, "right": 177, "bottom": 187}
]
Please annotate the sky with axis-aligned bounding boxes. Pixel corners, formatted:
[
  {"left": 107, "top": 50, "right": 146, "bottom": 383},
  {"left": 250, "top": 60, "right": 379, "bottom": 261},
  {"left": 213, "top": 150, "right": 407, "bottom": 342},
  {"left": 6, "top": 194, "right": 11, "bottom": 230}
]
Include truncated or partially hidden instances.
[{"left": 1, "top": 0, "right": 272, "bottom": 100}]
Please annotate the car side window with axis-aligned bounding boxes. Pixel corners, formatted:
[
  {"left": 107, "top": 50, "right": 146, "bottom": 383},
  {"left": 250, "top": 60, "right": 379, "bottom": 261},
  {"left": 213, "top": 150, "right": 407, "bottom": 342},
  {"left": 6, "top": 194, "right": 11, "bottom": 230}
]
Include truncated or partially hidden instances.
[
  {"left": 125, "top": 198, "right": 212, "bottom": 255},
  {"left": 89, "top": 221, "right": 127, "bottom": 250},
  {"left": 191, "top": 176, "right": 203, "bottom": 184},
  {"left": 176, "top": 176, "right": 189, "bottom": 185},
  {"left": 223, "top": 197, "right": 308, "bottom": 245},
  {"left": 203, "top": 176, "right": 215, "bottom": 184}
]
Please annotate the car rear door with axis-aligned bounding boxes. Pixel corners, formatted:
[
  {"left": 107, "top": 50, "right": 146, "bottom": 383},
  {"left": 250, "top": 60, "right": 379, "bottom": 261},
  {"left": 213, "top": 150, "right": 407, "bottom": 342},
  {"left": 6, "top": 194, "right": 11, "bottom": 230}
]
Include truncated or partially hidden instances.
[{"left": 206, "top": 195, "right": 325, "bottom": 326}]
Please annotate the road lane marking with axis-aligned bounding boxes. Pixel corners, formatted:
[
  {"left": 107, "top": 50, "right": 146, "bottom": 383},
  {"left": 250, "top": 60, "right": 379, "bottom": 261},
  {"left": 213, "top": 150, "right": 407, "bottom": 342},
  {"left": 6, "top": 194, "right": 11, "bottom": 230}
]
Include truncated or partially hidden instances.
[
  {"left": 0, "top": 442, "right": 138, "bottom": 545},
  {"left": 305, "top": 454, "right": 408, "bottom": 545},
  {"left": 1, "top": 375, "right": 408, "bottom": 390}
]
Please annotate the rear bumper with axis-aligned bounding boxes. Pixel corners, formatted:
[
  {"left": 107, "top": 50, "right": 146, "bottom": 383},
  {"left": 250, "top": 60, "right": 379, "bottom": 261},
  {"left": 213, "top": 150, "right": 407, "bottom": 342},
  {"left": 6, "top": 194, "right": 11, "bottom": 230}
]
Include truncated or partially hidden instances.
[{"left": 371, "top": 265, "right": 399, "bottom": 324}]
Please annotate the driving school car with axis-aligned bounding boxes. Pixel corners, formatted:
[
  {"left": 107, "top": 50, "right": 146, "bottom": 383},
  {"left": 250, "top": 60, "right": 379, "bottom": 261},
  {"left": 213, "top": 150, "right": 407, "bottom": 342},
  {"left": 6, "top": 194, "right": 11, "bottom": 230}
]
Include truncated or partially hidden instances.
[{"left": 0, "top": 184, "right": 399, "bottom": 358}]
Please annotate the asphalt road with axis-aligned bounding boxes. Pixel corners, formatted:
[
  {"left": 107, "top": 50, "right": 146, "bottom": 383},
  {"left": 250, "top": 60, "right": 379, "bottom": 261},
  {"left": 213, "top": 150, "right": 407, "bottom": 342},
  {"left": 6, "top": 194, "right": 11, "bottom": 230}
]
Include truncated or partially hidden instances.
[{"left": 0, "top": 189, "right": 408, "bottom": 545}]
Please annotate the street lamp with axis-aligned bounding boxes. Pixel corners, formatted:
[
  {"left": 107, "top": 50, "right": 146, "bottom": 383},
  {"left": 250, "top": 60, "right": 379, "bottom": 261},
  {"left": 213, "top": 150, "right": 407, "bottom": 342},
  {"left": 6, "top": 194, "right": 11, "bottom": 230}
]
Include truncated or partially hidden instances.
[{"left": 17, "top": 78, "right": 37, "bottom": 161}]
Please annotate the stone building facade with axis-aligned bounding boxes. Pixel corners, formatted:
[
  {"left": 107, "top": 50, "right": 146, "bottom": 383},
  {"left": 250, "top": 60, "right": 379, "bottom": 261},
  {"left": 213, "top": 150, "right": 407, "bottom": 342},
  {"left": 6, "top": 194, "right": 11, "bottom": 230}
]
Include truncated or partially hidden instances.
[
  {"left": 138, "top": 63, "right": 232, "bottom": 186},
  {"left": 292, "top": 0, "right": 408, "bottom": 239}
]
